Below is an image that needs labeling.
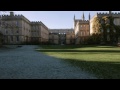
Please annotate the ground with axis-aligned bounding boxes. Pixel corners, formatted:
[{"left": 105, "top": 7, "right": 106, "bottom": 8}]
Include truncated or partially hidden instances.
[
  {"left": 37, "top": 45, "right": 120, "bottom": 79},
  {"left": 0, "top": 45, "right": 97, "bottom": 79}
]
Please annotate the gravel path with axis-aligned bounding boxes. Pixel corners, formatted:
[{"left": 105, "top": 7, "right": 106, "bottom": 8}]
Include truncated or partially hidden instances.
[{"left": 0, "top": 45, "right": 97, "bottom": 79}]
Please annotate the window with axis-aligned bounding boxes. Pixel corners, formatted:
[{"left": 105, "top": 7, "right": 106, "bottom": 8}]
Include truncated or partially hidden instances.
[
  {"left": 81, "top": 32, "right": 83, "bottom": 36},
  {"left": 107, "top": 29, "right": 110, "bottom": 33},
  {"left": 83, "top": 38, "right": 84, "bottom": 41},
  {"left": 11, "top": 36, "right": 13, "bottom": 41},
  {"left": 16, "top": 21, "right": 19, "bottom": 26},
  {"left": 16, "top": 36, "right": 19, "bottom": 41},
  {"left": 87, "top": 32, "right": 89, "bottom": 35},
  {"left": 16, "top": 30, "right": 19, "bottom": 33},
  {"left": 6, "top": 30, "right": 8, "bottom": 34},
  {"left": 107, "top": 35, "right": 110, "bottom": 41},
  {"left": 83, "top": 32, "right": 85, "bottom": 36},
  {"left": 84, "top": 32, "right": 86, "bottom": 36},
  {"left": 6, "top": 31, "right": 8, "bottom": 34}
]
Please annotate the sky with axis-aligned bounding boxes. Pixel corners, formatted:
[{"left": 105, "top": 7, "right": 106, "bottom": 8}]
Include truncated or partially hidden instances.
[{"left": 2, "top": 11, "right": 120, "bottom": 29}]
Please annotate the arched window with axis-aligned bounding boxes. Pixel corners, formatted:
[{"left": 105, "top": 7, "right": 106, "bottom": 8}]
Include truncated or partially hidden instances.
[{"left": 107, "top": 29, "right": 110, "bottom": 33}]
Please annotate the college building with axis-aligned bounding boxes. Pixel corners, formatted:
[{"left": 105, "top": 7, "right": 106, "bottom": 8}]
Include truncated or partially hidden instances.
[
  {"left": 0, "top": 12, "right": 49, "bottom": 45},
  {"left": 0, "top": 11, "right": 120, "bottom": 45},
  {"left": 90, "top": 11, "right": 120, "bottom": 44}
]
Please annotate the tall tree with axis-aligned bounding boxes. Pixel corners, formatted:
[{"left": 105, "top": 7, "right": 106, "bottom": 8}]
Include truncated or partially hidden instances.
[{"left": 92, "top": 17, "right": 102, "bottom": 34}]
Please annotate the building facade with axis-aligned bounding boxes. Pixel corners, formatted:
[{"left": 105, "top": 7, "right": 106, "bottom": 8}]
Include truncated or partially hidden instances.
[
  {"left": 31, "top": 21, "right": 49, "bottom": 44},
  {"left": 90, "top": 11, "right": 120, "bottom": 44},
  {"left": 0, "top": 12, "right": 49, "bottom": 45},
  {"left": 74, "top": 13, "right": 90, "bottom": 44},
  {"left": 0, "top": 11, "right": 120, "bottom": 45},
  {"left": 49, "top": 29, "right": 74, "bottom": 45}
]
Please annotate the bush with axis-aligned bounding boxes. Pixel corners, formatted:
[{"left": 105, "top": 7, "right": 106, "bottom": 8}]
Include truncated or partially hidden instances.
[{"left": 87, "top": 34, "right": 101, "bottom": 45}]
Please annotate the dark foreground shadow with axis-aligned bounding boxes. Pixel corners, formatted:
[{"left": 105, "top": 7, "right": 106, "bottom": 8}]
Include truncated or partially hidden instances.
[
  {"left": 37, "top": 49, "right": 120, "bottom": 79},
  {"left": 37, "top": 45, "right": 120, "bottom": 79},
  {"left": 59, "top": 58, "right": 120, "bottom": 79}
]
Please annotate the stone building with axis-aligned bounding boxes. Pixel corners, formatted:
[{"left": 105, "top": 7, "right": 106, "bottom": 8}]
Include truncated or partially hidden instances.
[
  {"left": 31, "top": 21, "right": 49, "bottom": 44},
  {"left": 49, "top": 29, "right": 74, "bottom": 44},
  {"left": 74, "top": 13, "right": 90, "bottom": 44},
  {"left": 0, "top": 12, "right": 31, "bottom": 44},
  {"left": 0, "top": 12, "right": 49, "bottom": 45},
  {"left": 90, "top": 11, "right": 120, "bottom": 44},
  {"left": 90, "top": 11, "right": 120, "bottom": 35},
  {"left": 49, "top": 33, "right": 59, "bottom": 44},
  {"left": 1, "top": 11, "right": 120, "bottom": 45},
  {"left": 40, "top": 22, "right": 49, "bottom": 44}
]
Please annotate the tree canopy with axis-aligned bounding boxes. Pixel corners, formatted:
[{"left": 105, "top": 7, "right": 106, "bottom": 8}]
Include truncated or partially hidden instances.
[{"left": 92, "top": 17, "right": 102, "bottom": 34}]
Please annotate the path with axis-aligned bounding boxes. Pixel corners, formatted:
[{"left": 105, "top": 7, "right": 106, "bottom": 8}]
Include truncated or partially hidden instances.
[{"left": 0, "top": 45, "right": 97, "bottom": 79}]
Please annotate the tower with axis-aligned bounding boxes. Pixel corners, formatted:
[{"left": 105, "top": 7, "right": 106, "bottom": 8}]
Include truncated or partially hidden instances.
[{"left": 82, "top": 12, "right": 85, "bottom": 21}]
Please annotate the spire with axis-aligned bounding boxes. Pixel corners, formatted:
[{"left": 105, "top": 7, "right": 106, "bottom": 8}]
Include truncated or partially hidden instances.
[
  {"left": 89, "top": 13, "right": 91, "bottom": 20},
  {"left": 74, "top": 14, "right": 75, "bottom": 21},
  {"left": 109, "top": 11, "right": 112, "bottom": 16},
  {"left": 82, "top": 12, "right": 85, "bottom": 21},
  {"left": 74, "top": 14, "right": 76, "bottom": 29}
]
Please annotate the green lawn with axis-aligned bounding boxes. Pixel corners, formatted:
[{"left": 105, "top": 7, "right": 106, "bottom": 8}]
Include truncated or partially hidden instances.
[{"left": 36, "top": 45, "right": 120, "bottom": 79}]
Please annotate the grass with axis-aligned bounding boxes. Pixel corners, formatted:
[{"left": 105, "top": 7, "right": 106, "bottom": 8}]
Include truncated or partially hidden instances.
[{"left": 36, "top": 45, "right": 120, "bottom": 79}]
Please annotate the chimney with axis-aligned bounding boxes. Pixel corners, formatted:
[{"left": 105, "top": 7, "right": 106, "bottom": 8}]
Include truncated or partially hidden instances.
[
  {"left": 10, "top": 12, "right": 14, "bottom": 16},
  {"left": 109, "top": 11, "right": 112, "bottom": 16}
]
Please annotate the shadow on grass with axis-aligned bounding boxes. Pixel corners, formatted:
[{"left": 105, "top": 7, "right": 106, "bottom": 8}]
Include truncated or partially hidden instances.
[
  {"left": 37, "top": 45, "right": 120, "bottom": 79},
  {"left": 57, "top": 58, "right": 120, "bottom": 79},
  {"left": 37, "top": 49, "right": 120, "bottom": 53},
  {"left": 40, "top": 45, "right": 82, "bottom": 49},
  {"left": 40, "top": 45, "right": 118, "bottom": 49}
]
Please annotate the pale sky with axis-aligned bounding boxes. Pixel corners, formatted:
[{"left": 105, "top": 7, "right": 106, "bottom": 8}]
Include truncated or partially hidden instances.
[{"left": 2, "top": 11, "right": 120, "bottom": 29}]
